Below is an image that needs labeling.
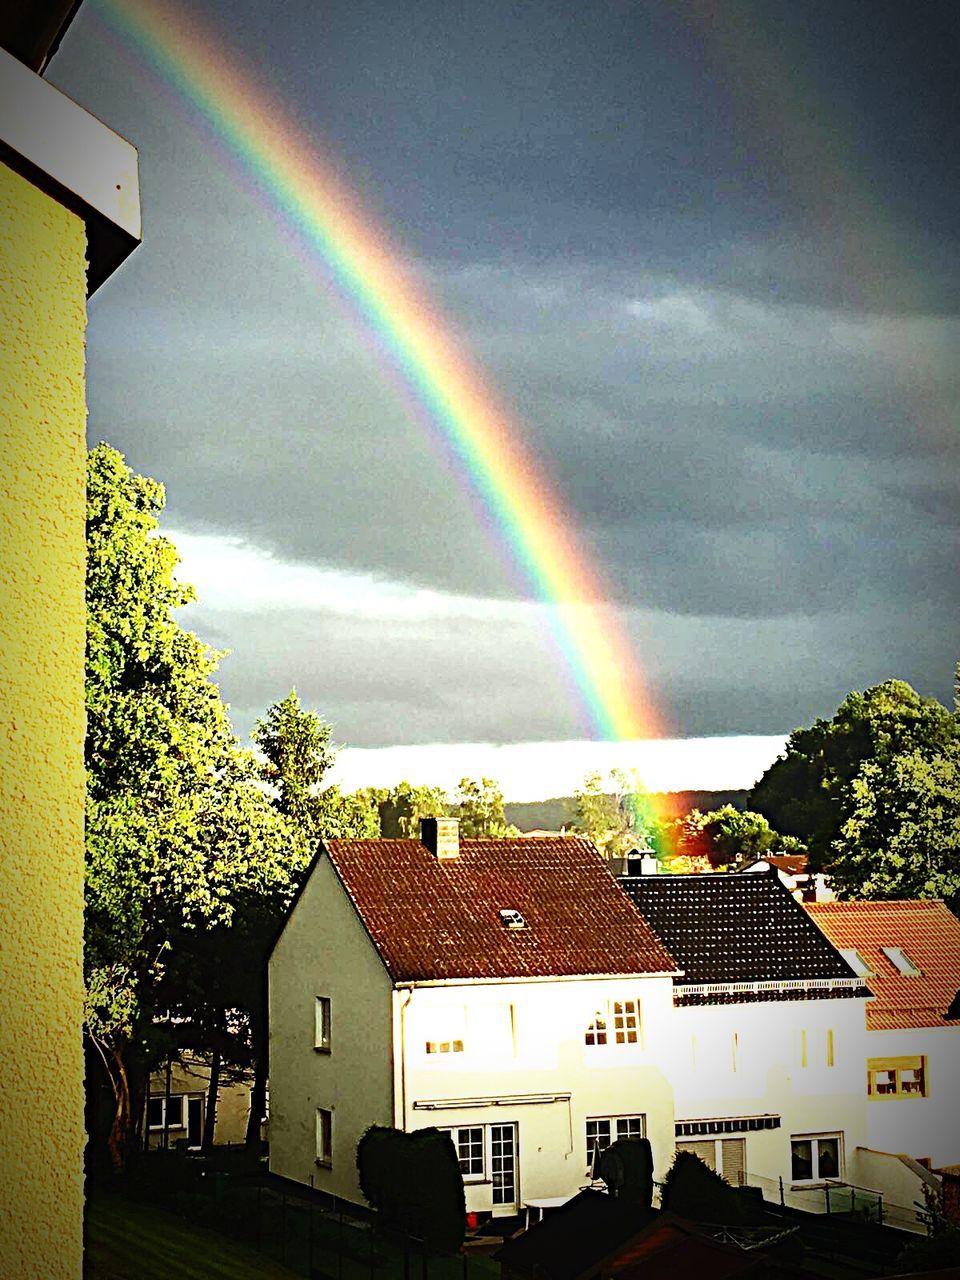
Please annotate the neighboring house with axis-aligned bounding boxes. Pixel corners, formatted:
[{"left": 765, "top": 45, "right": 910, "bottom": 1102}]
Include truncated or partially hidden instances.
[
  {"left": 0, "top": 12, "right": 140, "bottom": 1277},
  {"left": 742, "top": 856, "right": 834, "bottom": 904},
  {"left": 145, "top": 1056, "right": 264, "bottom": 1150},
  {"left": 618, "top": 870, "right": 872, "bottom": 1208},
  {"left": 806, "top": 900, "right": 960, "bottom": 1178},
  {"left": 269, "top": 818, "right": 681, "bottom": 1215}
]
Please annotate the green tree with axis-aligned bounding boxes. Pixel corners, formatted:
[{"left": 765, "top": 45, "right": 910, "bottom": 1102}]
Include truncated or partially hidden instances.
[
  {"left": 252, "top": 689, "right": 335, "bottom": 833},
  {"left": 84, "top": 444, "right": 294, "bottom": 1167},
  {"left": 830, "top": 742, "right": 960, "bottom": 905},
  {"left": 454, "top": 776, "right": 516, "bottom": 837},
  {"left": 375, "top": 780, "right": 449, "bottom": 838},
  {"left": 749, "top": 679, "right": 958, "bottom": 865},
  {"left": 680, "top": 805, "right": 783, "bottom": 870},
  {"left": 574, "top": 769, "right": 663, "bottom": 859}
]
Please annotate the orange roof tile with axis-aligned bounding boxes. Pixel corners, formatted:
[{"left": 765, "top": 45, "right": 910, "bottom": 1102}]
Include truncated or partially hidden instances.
[
  {"left": 806, "top": 900, "right": 960, "bottom": 1031},
  {"left": 324, "top": 836, "right": 679, "bottom": 983}
]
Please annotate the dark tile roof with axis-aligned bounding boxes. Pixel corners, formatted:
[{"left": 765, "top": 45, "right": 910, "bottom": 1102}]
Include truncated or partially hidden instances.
[
  {"left": 495, "top": 1189, "right": 654, "bottom": 1280},
  {"left": 618, "top": 871, "right": 869, "bottom": 999},
  {"left": 324, "top": 837, "right": 678, "bottom": 984},
  {"left": 806, "top": 900, "right": 960, "bottom": 1030}
]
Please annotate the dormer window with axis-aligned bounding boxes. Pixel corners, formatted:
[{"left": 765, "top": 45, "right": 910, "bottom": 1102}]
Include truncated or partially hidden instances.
[
  {"left": 881, "top": 946, "right": 922, "bottom": 976},
  {"left": 499, "top": 909, "right": 527, "bottom": 930}
]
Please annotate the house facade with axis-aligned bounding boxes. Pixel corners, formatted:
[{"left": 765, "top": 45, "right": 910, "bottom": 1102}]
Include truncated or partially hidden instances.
[
  {"left": 0, "top": 18, "right": 140, "bottom": 1278},
  {"left": 807, "top": 900, "right": 960, "bottom": 1198},
  {"left": 619, "top": 870, "right": 872, "bottom": 1207},
  {"left": 145, "top": 1056, "right": 262, "bottom": 1150},
  {"left": 269, "top": 819, "right": 680, "bottom": 1215}
]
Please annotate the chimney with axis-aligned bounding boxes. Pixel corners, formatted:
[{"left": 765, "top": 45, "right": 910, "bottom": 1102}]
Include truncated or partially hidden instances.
[
  {"left": 626, "top": 849, "right": 660, "bottom": 876},
  {"left": 420, "top": 816, "right": 460, "bottom": 860}
]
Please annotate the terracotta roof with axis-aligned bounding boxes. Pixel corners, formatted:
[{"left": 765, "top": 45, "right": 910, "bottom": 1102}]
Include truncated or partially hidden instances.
[
  {"left": 619, "top": 871, "right": 869, "bottom": 1001},
  {"left": 323, "top": 836, "right": 678, "bottom": 983},
  {"left": 764, "top": 854, "right": 809, "bottom": 877},
  {"left": 806, "top": 900, "right": 960, "bottom": 1031}
]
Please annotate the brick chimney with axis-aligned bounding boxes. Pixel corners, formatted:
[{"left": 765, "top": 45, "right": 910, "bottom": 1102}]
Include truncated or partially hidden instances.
[{"left": 420, "top": 816, "right": 460, "bottom": 860}]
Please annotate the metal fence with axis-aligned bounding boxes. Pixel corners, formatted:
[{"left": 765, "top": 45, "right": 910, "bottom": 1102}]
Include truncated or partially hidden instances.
[
  {"left": 739, "top": 1170, "right": 928, "bottom": 1234},
  {"left": 128, "top": 1162, "right": 501, "bottom": 1280}
]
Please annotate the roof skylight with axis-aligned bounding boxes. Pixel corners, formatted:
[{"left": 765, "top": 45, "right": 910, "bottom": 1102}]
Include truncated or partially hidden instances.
[
  {"left": 839, "top": 948, "right": 873, "bottom": 978},
  {"left": 881, "top": 946, "right": 922, "bottom": 976},
  {"left": 498, "top": 908, "right": 527, "bottom": 930}
]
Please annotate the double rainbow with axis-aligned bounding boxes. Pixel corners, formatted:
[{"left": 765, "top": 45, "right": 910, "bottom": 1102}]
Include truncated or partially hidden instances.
[{"left": 93, "top": 0, "right": 673, "bottom": 838}]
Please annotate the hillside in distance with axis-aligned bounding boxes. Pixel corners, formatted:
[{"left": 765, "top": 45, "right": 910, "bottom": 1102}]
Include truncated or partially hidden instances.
[{"left": 506, "top": 790, "right": 749, "bottom": 833}]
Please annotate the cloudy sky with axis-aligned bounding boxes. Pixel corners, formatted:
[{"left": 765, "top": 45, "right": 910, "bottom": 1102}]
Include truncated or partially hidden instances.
[{"left": 51, "top": 1, "right": 958, "bottom": 796}]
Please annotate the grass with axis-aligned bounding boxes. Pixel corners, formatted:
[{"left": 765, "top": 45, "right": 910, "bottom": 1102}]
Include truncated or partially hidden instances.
[{"left": 84, "top": 1191, "right": 303, "bottom": 1280}]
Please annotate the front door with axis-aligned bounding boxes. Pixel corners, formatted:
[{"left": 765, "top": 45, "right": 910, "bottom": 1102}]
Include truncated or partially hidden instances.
[
  {"left": 187, "top": 1096, "right": 203, "bottom": 1149},
  {"left": 490, "top": 1123, "right": 518, "bottom": 1214}
]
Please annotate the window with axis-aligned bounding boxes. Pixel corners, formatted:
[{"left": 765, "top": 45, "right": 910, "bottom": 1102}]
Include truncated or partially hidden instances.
[
  {"left": 425, "top": 1038, "right": 464, "bottom": 1054},
  {"left": 425, "top": 1005, "right": 466, "bottom": 1055},
  {"left": 315, "top": 996, "right": 331, "bottom": 1052},
  {"left": 839, "top": 948, "right": 873, "bottom": 978},
  {"left": 585, "top": 999, "right": 641, "bottom": 1047},
  {"left": 881, "top": 946, "right": 922, "bottom": 976},
  {"left": 449, "top": 1126, "right": 485, "bottom": 1179},
  {"left": 791, "top": 1134, "right": 841, "bottom": 1183},
  {"left": 147, "top": 1095, "right": 185, "bottom": 1130},
  {"left": 868, "top": 1056, "right": 927, "bottom": 1098},
  {"left": 613, "top": 1000, "right": 640, "bottom": 1044},
  {"left": 316, "top": 1108, "right": 333, "bottom": 1166},
  {"left": 498, "top": 908, "right": 527, "bottom": 929},
  {"left": 586, "top": 1114, "right": 646, "bottom": 1173},
  {"left": 676, "top": 1137, "right": 746, "bottom": 1185}
]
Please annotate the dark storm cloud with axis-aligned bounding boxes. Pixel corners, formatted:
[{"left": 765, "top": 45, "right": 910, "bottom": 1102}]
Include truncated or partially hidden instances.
[{"left": 51, "top": 0, "right": 960, "bottom": 743}]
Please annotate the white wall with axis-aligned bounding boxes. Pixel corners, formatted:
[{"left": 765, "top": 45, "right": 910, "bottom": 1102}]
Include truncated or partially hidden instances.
[
  {"left": 863, "top": 1026, "right": 960, "bottom": 1169},
  {"left": 400, "top": 976, "right": 677, "bottom": 1213},
  {"left": 269, "top": 854, "right": 395, "bottom": 1201},
  {"left": 670, "top": 997, "right": 870, "bottom": 1200}
]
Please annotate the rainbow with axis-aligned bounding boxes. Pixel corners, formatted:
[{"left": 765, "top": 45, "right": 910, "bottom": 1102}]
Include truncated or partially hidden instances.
[{"left": 93, "top": 0, "right": 676, "bottom": 845}]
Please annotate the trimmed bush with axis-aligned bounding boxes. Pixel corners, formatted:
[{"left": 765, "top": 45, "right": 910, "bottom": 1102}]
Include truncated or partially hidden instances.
[
  {"left": 660, "top": 1150, "right": 748, "bottom": 1224},
  {"left": 357, "top": 1125, "right": 465, "bottom": 1253}
]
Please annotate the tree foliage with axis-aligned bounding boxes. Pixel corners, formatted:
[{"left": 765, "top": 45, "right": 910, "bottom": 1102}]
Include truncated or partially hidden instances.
[
  {"left": 454, "top": 776, "right": 517, "bottom": 838},
  {"left": 357, "top": 1125, "right": 465, "bottom": 1252},
  {"left": 85, "top": 444, "right": 295, "bottom": 1164},
  {"left": 574, "top": 769, "right": 663, "bottom": 858},
  {"left": 374, "top": 780, "right": 449, "bottom": 838},
  {"left": 749, "top": 679, "right": 958, "bottom": 866},
  {"left": 677, "top": 805, "right": 789, "bottom": 870}
]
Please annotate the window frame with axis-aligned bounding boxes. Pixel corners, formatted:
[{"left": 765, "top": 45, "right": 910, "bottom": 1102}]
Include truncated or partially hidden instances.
[
  {"left": 147, "top": 1094, "right": 186, "bottom": 1130},
  {"left": 839, "top": 947, "right": 873, "bottom": 978},
  {"left": 315, "top": 1107, "right": 333, "bottom": 1167},
  {"left": 315, "top": 996, "right": 332, "bottom": 1053},
  {"left": 868, "top": 1055, "right": 927, "bottom": 1099},
  {"left": 585, "top": 998, "right": 642, "bottom": 1048},
  {"left": 790, "top": 1132, "right": 842, "bottom": 1184},
  {"left": 447, "top": 1125, "right": 486, "bottom": 1182},
  {"left": 881, "top": 946, "right": 922, "bottom": 976},
  {"left": 585, "top": 1113, "right": 647, "bottom": 1174}
]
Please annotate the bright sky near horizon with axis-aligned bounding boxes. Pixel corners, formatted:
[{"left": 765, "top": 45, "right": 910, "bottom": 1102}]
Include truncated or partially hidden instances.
[{"left": 50, "top": 0, "right": 958, "bottom": 789}]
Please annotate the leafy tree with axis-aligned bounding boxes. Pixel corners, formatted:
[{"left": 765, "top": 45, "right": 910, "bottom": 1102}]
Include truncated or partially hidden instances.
[
  {"left": 679, "top": 805, "right": 784, "bottom": 870},
  {"left": 252, "top": 689, "right": 335, "bottom": 833},
  {"left": 454, "top": 776, "right": 517, "bottom": 837},
  {"left": 749, "top": 679, "right": 958, "bottom": 865},
  {"left": 830, "top": 742, "right": 960, "bottom": 906},
  {"left": 84, "top": 444, "right": 294, "bottom": 1167},
  {"left": 375, "top": 780, "right": 449, "bottom": 838},
  {"left": 574, "top": 769, "right": 664, "bottom": 858}
]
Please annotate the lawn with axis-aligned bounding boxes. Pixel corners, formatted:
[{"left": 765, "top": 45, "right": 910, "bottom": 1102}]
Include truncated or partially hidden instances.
[{"left": 85, "top": 1191, "right": 304, "bottom": 1280}]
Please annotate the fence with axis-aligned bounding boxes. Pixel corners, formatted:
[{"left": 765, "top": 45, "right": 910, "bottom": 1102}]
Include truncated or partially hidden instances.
[
  {"left": 124, "top": 1158, "right": 501, "bottom": 1280},
  {"left": 740, "top": 1170, "right": 927, "bottom": 1234}
]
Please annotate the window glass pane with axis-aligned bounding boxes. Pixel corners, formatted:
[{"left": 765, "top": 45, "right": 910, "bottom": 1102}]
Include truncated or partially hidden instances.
[
  {"left": 901, "top": 1067, "right": 924, "bottom": 1095},
  {"left": 791, "top": 1140, "right": 813, "bottom": 1181},
  {"left": 147, "top": 1097, "right": 163, "bottom": 1128},
  {"left": 616, "top": 1116, "right": 645, "bottom": 1141},
  {"left": 613, "top": 1001, "right": 639, "bottom": 1044},
  {"left": 455, "top": 1127, "right": 484, "bottom": 1176},
  {"left": 874, "top": 1069, "right": 897, "bottom": 1095},
  {"left": 585, "top": 1013, "right": 607, "bottom": 1046},
  {"left": 817, "top": 1138, "right": 839, "bottom": 1178},
  {"left": 167, "top": 1096, "right": 185, "bottom": 1128}
]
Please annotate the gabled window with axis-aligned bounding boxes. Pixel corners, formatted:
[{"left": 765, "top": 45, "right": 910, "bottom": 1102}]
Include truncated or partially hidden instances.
[
  {"left": 585, "top": 999, "right": 641, "bottom": 1047},
  {"left": 881, "top": 946, "right": 922, "bottom": 976},
  {"left": 839, "top": 948, "right": 873, "bottom": 978}
]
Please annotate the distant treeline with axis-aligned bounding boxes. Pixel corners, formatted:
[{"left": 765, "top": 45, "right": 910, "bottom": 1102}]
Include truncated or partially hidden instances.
[{"left": 505, "top": 790, "right": 749, "bottom": 833}]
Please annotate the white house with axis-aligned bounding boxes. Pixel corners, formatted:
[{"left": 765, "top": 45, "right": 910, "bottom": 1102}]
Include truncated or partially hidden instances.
[
  {"left": 268, "top": 818, "right": 681, "bottom": 1216},
  {"left": 807, "top": 899, "right": 960, "bottom": 1222},
  {"left": 618, "top": 869, "right": 873, "bottom": 1211},
  {"left": 742, "top": 854, "right": 834, "bottom": 903}
]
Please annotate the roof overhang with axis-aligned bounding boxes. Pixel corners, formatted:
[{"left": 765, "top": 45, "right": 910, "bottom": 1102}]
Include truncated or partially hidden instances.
[
  {"left": 0, "top": 43, "right": 141, "bottom": 293},
  {"left": 0, "top": 0, "right": 84, "bottom": 74}
]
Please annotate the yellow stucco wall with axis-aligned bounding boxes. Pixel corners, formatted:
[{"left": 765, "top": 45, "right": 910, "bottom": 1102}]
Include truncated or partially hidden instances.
[{"left": 0, "top": 159, "right": 87, "bottom": 1279}]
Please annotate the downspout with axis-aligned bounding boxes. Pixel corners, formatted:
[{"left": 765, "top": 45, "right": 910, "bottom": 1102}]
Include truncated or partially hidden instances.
[{"left": 398, "top": 987, "right": 413, "bottom": 1131}]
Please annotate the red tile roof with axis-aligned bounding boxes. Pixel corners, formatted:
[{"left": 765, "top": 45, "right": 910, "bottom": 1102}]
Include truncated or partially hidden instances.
[
  {"left": 323, "top": 836, "right": 679, "bottom": 983},
  {"left": 806, "top": 900, "right": 960, "bottom": 1030}
]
